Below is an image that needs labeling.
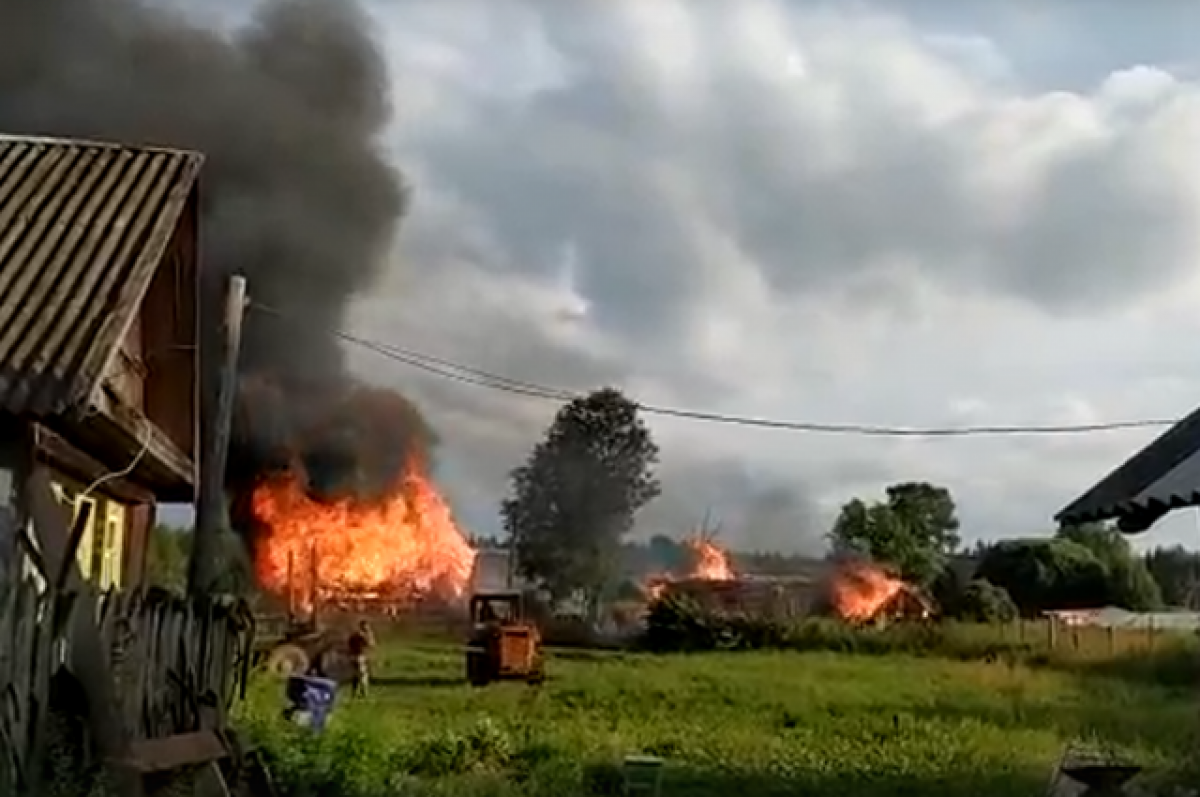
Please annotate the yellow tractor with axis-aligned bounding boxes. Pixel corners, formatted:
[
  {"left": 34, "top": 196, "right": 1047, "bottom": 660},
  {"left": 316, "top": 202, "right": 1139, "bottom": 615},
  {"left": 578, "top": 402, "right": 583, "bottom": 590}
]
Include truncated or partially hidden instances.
[{"left": 465, "top": 591, "right": 545, "bottom": 686}]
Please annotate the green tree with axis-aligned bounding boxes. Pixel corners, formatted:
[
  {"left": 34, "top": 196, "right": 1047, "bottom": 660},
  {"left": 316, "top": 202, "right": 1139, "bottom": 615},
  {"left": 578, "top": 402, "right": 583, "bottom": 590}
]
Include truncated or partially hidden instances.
[
  {"left": 955, "top": 579, "right": 1018, "bottom": 623},
  {"left": 1144, "top": 545, "right": 1200, "bottom": 607},
  {"left": 1056, "top": 523, "right": 1162, "bottom": 610},
  {"left": 975, "top": 538, "right": 1110, "bottom": 616},
  {"left": 829, "top": 482, "right": 961, "bottom": 586},
  {"left": 502, "top": 388, "right": 661, "bottom": 616}
]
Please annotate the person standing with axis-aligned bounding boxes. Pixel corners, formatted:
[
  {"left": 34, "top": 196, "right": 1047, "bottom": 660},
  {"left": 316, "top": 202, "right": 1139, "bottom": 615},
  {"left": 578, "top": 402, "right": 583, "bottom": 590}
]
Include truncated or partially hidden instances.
[{"left": 347, "top": 620, "right": 376, "bottom": 698}]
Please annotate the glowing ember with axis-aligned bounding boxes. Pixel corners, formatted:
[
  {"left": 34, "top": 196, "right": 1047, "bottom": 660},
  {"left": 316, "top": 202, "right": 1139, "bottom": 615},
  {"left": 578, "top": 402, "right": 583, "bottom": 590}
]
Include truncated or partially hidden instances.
[
  {"left": 830, "top": 560, "right": 906, "bottom": 622},
  {"left": 250, "top": 459, "right": 476, "bottom": 608}
]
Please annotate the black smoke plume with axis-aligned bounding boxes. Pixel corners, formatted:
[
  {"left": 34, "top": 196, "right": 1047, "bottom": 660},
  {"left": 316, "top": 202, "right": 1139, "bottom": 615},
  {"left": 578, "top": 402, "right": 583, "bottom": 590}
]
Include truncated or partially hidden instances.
[{"left": 0, "top": 0, "right": 429, "bottom": 502}]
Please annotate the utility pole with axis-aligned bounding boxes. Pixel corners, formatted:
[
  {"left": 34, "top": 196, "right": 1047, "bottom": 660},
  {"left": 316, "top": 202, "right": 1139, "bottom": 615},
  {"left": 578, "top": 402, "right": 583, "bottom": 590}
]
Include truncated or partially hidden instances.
[{"left": 190, "top": 274, "right": 246, "bottom": 596}]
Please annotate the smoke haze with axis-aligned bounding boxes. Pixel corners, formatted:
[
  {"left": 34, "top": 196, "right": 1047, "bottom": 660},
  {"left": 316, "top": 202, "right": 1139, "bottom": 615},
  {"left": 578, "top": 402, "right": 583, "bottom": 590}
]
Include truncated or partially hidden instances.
[{"left": 0, "top": 0, "right": 424, "bottom": 501}]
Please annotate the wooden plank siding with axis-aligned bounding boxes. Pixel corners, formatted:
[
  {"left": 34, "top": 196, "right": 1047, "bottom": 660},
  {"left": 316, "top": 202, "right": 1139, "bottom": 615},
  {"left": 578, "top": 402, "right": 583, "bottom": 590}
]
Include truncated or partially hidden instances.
[{"left": 0, "top": 465, "right": 254, "bottom": 796}]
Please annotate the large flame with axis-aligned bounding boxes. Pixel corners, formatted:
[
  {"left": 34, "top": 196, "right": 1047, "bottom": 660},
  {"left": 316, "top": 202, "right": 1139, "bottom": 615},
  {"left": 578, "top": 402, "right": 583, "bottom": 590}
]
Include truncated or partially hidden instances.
[
  {"left": 250, "top": 459, "right": 476, "bottom": 608},
  {"left": 830, "top": 560, "right": 907, "bottom": 622},
  {"left": 645, "top": 536, "right": 735, "bottom": 600},
  {"left": 686, "top": 537, "right": 735, "bottom": 581}
]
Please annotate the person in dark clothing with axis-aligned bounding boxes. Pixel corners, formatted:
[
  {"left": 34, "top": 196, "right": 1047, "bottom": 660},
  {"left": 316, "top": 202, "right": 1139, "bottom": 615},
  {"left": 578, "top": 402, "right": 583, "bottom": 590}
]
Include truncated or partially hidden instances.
[{"left": 347, "top": 620, "right": 375, "bottom": 698}]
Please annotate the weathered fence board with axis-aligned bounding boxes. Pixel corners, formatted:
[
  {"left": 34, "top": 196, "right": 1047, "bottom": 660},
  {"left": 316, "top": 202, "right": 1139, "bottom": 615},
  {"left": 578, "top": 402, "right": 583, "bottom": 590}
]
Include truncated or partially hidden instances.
[
  {"left": 0, "top": 578, "right": 254, "bottom": 795},
  {"left": 0, "top": 467, "right": 254, "bottom": 796}
]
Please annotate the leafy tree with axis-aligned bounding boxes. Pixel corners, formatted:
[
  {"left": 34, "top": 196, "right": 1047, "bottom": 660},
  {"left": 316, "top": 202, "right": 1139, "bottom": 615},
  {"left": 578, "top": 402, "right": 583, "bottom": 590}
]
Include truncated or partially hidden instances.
[
  {"left": 1144, "top": 545, "right": 1200, "bottom": 608},
  {"left": 829, "top": 482, "right": 961, "bottom": 586},
  {"left": 1056, "top": 523, "right": 1162, "bottom": 610},
  {"left": 975, "top": 538, "right": 1110, "bottom": 616},
  {"left": 502, "top": 388, "right": 661, "bottom": 616},
  {"left": 955, "top": 579, "right": 1018, "bottom": 623},
  {"left": 930, "top": 557, "right": 973, "bottom": 617}
]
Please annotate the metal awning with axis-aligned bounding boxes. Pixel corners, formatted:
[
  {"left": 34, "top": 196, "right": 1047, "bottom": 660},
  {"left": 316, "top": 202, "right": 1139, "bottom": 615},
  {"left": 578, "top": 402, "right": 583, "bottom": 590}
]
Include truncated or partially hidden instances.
[{"left": 1056, "top": 407, "right": 1200, "bottom": 533}]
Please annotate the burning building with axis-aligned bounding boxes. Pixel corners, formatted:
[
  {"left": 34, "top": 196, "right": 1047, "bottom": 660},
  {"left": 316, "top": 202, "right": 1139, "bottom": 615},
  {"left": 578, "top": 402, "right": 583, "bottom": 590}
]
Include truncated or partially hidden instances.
[
  {"left": 827, "top": 560, "right": 933, "bottom": 625},
  {"left": 654, "top": 551, "right": 933, "bottom": 626},
  {"left": 0, "top": 0, "right": 479, "bottom": 609},
  {"left": 644, "top": 535, "right": 737, "bottom": 601},
  {"left": 247, "top": 456, "right": 476, "bottom": 613}
]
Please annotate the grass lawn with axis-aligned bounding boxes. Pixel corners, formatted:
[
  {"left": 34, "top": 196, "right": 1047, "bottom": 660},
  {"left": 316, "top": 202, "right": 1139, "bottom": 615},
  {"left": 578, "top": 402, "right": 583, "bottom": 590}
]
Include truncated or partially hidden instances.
[{"left": 238, "top": 639, "right": 1197, "bottom": 797}]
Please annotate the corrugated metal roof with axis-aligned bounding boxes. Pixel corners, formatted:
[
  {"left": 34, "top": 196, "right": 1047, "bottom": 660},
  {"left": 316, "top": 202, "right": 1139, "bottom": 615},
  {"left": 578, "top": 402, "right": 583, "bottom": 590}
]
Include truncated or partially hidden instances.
[
  {"left": 1056, "top": 406, "right": 1200, "bottom": 532},
  {"left": 0, "top": 134, "right": 203, "bottom": 417}
]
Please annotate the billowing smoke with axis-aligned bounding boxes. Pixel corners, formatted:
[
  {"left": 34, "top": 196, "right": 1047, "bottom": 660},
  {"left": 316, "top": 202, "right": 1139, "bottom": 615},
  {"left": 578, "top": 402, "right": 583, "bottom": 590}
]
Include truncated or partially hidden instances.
[{"left": 0, "top": 0, "right": 429, "bottom": 502}]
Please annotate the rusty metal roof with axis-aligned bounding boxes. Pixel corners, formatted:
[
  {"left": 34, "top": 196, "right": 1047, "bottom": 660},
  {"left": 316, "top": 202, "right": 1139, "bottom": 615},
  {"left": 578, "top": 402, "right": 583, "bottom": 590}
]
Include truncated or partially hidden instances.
[{"left": 0, "top": 134, "right": 203, "bottom": 417}]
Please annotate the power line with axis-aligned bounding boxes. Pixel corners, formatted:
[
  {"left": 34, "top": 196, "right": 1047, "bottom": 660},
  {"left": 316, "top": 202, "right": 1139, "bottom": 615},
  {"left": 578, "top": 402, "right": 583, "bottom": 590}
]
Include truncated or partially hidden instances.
[{"left": 248, "top": 301, "right": 1178, "bottom": 437}]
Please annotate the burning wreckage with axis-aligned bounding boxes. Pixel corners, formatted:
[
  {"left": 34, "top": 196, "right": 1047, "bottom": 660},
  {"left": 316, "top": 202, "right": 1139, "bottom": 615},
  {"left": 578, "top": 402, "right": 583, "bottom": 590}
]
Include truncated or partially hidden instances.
[{"left": 646, "top": 539, "right": 934, "bottom": 626}]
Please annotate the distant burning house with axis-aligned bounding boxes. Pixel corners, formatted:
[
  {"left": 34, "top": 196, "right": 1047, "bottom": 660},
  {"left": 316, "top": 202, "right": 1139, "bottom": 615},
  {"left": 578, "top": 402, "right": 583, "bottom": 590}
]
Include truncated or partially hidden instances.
[
  {"left": 659, "top": 559, "right": 933, "bottom": 625},
  {"left": 661, "top": 575, "right": 820, "bottom": 619}
]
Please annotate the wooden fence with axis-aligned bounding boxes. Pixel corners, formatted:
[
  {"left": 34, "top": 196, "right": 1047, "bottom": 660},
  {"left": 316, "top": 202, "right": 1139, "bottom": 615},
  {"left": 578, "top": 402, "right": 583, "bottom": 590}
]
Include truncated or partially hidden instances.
[{"left": 0, "top": 466, "right": 255, "bottom": 796}]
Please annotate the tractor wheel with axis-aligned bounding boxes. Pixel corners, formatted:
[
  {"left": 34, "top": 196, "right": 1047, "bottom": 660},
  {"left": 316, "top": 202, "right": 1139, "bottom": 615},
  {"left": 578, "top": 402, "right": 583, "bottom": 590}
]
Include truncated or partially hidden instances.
[{"left": 264, "top": 644, "right": 310, "bottom": 678}]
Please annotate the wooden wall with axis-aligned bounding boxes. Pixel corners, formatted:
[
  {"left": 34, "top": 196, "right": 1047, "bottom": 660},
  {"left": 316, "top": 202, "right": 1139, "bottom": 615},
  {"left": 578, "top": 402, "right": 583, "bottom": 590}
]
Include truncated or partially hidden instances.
[{"left": 141, "top": 192, "right": 198, "bottom": 463}]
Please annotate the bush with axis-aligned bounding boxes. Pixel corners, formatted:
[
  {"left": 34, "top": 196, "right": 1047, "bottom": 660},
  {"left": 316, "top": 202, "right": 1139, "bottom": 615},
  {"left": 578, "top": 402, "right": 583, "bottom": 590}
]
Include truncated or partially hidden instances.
[
  {"left": 641, "top": 594, "right": 1046, "bottom": 664},
  {"left": 955, "top": 580, "right": 1018, "bottom": 623}
]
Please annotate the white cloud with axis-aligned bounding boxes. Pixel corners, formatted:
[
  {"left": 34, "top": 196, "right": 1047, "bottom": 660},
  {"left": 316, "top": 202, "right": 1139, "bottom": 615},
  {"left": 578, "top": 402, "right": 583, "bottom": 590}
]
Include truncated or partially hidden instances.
[{"left": 344, "top": 0, "right": 1200, "bottom": 552}]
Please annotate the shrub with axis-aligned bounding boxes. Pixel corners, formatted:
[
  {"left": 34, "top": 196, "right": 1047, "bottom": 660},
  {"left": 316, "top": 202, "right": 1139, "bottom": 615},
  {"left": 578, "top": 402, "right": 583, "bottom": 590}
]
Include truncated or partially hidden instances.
[
  {"left": 639, "top": 595, "right": 1087, "bottom": 666},
  {"left": 955, "top": 580, "right": 1018, "bottom": 623}
]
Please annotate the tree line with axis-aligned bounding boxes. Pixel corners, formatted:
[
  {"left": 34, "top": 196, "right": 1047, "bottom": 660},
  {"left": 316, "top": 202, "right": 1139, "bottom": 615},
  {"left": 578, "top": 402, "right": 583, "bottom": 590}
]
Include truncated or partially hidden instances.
[
  {"left": 828, "top": 481, "right": 1200, "bottom": 621},
  {"left": 144, "top": 385, "right": 1200, "bottom": 623}
]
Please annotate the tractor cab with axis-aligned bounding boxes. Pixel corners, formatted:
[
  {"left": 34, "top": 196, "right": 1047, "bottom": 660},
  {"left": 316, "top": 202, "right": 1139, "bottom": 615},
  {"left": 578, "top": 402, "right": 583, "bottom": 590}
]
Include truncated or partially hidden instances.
[
  {"left": 470, "top": 592, "right": 522, "bottom": 626},
  {"left": 465, "top": 591, "right": 544, "bottom": 686}
]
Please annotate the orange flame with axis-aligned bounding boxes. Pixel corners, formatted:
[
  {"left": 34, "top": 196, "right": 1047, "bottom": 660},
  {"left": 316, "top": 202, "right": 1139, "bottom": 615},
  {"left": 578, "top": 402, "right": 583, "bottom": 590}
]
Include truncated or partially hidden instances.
[
  {"left": 644, "top": 536, "right": 735, "bottom": 600},
  {"left": 830, "top": 560, "right": 906, "bottom": 622},
  {"left": 686, "top": 537, "right": 735, "bottom": 581},
  {"left": 250, "top": 459, "right": 476, "bottom": 608}
]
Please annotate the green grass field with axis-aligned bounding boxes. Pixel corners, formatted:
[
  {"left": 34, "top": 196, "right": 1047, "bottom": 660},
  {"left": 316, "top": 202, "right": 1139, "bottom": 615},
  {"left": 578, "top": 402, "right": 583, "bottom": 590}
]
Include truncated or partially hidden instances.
[{"left": 237, "top": 636, "right": 1198, "bottom": 797}]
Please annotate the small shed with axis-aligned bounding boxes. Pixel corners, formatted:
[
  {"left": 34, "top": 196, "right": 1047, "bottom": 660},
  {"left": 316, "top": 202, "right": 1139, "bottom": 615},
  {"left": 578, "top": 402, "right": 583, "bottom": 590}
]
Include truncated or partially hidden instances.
[{"left": 0, "top": 133, "right": 202, "bottom": 591}]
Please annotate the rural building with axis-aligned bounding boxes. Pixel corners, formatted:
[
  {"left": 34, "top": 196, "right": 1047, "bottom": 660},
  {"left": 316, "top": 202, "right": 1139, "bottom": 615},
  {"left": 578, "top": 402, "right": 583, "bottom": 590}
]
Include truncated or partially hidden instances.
[
  {"left": 0, "top": 133, "right": 203, "bottom": 592},
  {"left": 1044, "top": 606, "right": 1200, "bottom": 631}
]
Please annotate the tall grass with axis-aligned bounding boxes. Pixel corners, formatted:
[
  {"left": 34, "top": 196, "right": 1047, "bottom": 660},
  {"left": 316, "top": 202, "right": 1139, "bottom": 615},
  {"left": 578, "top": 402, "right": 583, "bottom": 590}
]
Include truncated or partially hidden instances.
[
  {"left": 236, "top": 632, "right": 1199, "bottom": 797},
  {"left": 641, "top": 597, "right": 1200, "bottom": 688}
]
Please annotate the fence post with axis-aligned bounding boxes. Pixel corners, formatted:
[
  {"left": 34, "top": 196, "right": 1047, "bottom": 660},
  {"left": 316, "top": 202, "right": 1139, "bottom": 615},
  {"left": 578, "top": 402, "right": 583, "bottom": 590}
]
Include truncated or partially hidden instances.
[
  {"left": 1048, "top": 618, "right": 1057, "bottom": 650},
  {"left": 1107, "top": 625, "right": 1115, "bottom": 655}
]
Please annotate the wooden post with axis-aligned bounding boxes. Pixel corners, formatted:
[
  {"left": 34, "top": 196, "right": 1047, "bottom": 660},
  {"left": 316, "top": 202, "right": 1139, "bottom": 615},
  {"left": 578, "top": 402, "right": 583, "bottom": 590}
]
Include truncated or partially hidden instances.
[
  {"left": 190, "top": 276, "right": 247, "bottom": 596},
  {"left": 308, "top": 542, "right": 319, "bottom": 626},
  {"left": 286, "top": 550, "right": 295, "bottom": 623}
]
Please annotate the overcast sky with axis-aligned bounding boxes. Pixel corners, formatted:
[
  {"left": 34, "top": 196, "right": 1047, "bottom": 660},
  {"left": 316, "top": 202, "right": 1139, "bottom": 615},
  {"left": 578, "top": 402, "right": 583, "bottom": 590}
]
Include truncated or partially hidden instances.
[{"left": 166, "top": 0, "right": 1200, "bottom": 553}]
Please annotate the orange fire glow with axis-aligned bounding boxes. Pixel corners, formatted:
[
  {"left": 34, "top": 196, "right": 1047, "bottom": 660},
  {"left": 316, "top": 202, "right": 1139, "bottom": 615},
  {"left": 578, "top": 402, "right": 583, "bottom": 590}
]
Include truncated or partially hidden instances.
[
  {"left": 686, "top": 537, "right": 735, "bottom": 581},
  {"left": 829, "top": 560, "right": 906, "bottom": 622},
  {"left": 645, "top": 536, "right": 735, "bottom": 600},
  {"left": 250, "top": 460, "right": 476, "bottom": 608}
]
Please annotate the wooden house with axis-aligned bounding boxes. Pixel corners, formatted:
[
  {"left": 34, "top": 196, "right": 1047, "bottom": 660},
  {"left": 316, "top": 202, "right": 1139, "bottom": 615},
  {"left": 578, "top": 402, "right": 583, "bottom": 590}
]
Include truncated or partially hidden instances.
[{"left": 0, "top": 133, "right": 202, "bottom": 592}]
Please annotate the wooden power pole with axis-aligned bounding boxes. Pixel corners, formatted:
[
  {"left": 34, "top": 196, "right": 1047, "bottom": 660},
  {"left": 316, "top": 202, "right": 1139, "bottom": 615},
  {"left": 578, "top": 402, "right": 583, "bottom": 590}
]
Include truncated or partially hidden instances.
[{"left": 190, "top": 274, "right": 246, "bottom": 596}]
